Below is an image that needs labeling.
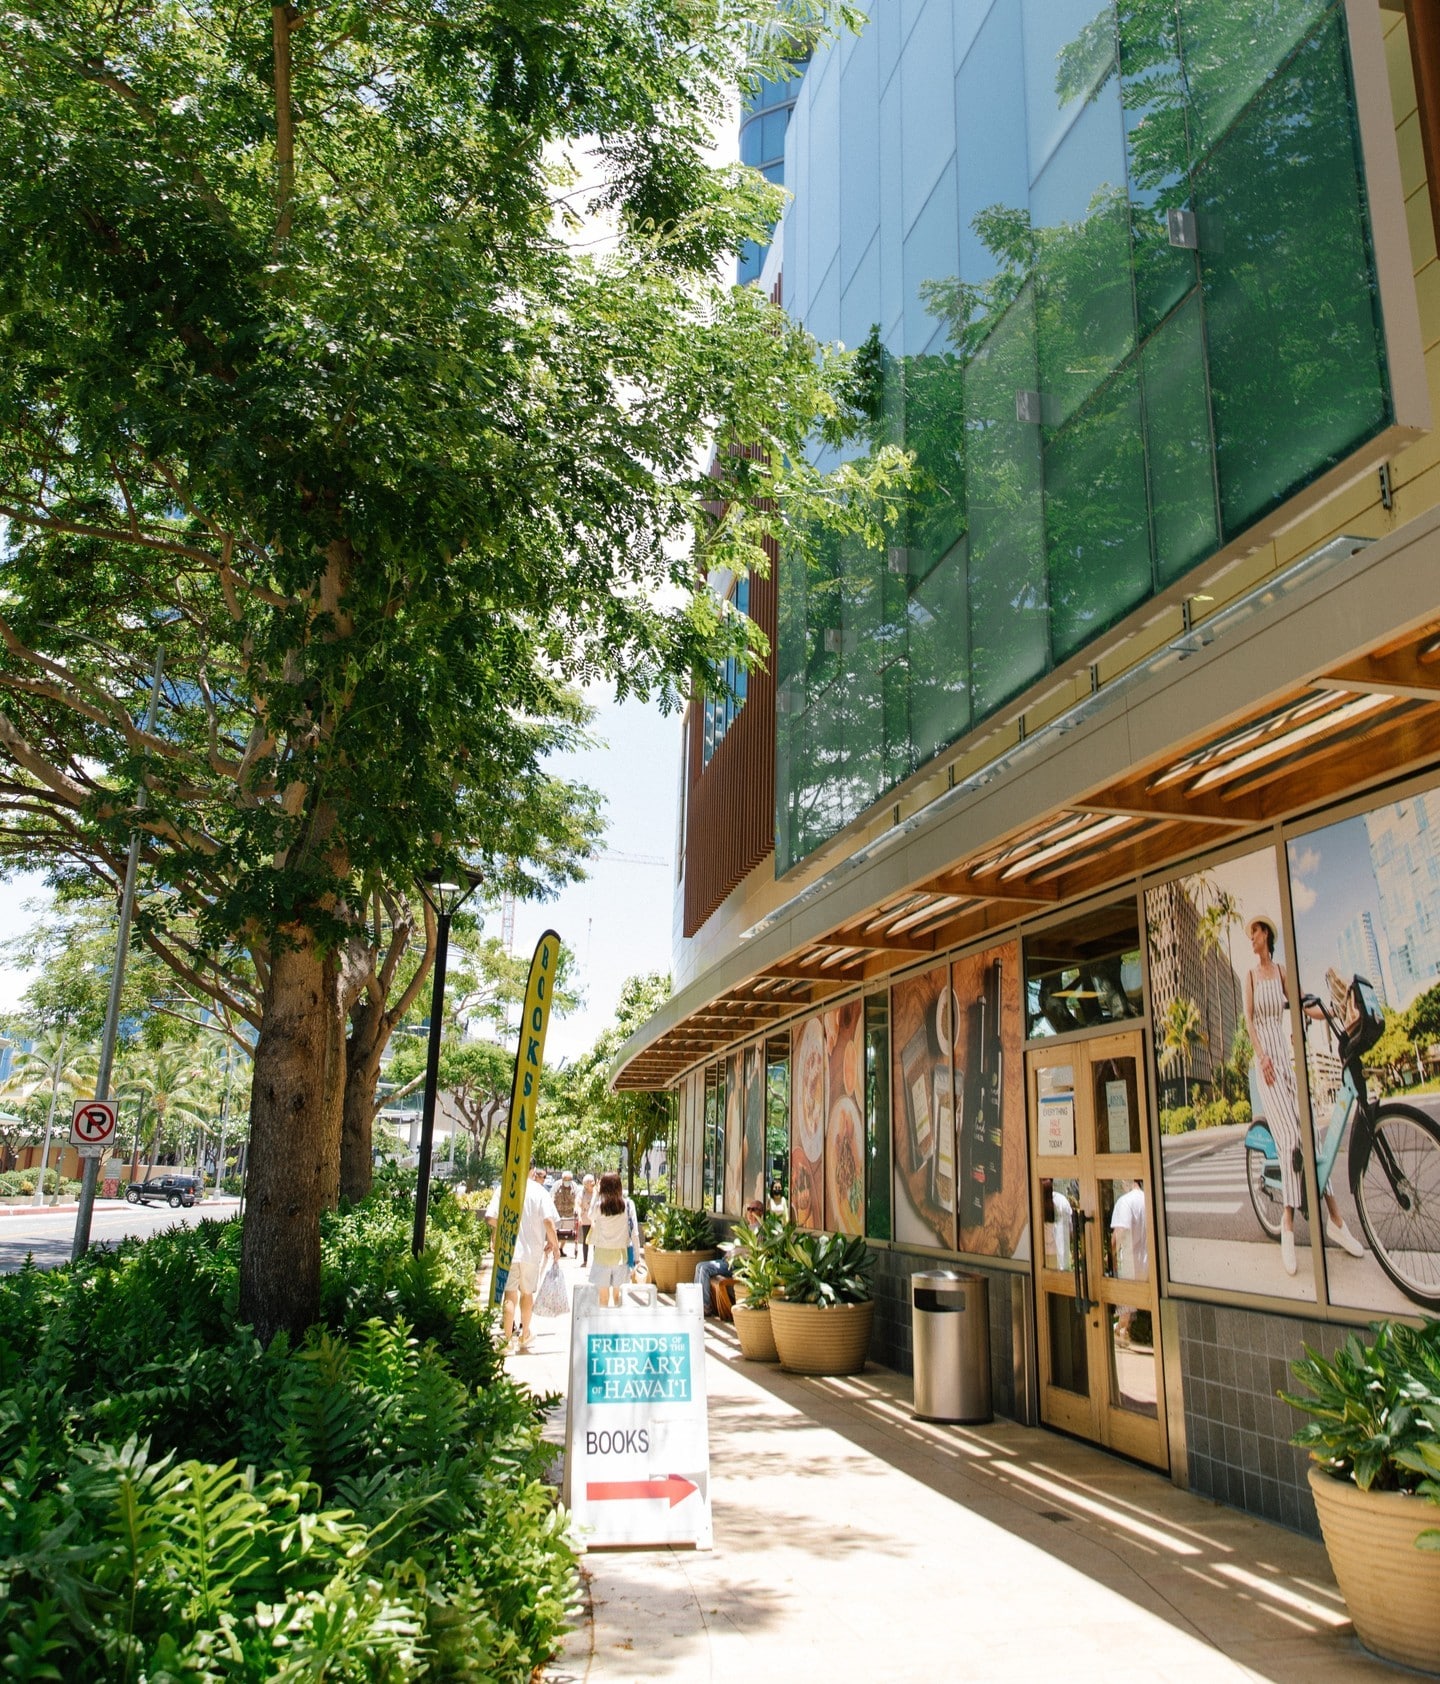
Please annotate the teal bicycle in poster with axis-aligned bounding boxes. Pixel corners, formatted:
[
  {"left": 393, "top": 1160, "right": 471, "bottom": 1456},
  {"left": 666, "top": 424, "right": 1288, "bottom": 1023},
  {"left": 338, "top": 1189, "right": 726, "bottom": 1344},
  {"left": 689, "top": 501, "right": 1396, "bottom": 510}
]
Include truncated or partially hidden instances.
[{"left": 1244, "top": 975, "right": 1440, "bottom": 1310}]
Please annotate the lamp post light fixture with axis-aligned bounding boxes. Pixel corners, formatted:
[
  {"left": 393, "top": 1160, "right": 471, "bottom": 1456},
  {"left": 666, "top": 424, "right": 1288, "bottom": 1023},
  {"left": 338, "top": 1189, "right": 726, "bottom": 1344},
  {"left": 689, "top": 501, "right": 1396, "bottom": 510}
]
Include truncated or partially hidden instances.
[{"left": 412, "top": 865, "right": 484, "bottom": 1254}]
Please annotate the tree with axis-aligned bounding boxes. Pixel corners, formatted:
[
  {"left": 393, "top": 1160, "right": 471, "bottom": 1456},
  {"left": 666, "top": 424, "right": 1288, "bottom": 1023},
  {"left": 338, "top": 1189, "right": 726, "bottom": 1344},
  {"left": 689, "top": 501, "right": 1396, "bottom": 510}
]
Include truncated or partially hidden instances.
[
  {"left": 554, "top": 973, "right": 673, "bottom": 1192},
  {"left": 0, "top": 1028, "right": 98, "bottom": 1179},
  {"left": 0, "top": 2, "right": 902, "bottom": 1338},
  {"left": 115, "top": 1042, "right": 214, "bottom": 1178},
  {"left": 1158, "top": 995, "right": 1206, "bottom": 1109}
]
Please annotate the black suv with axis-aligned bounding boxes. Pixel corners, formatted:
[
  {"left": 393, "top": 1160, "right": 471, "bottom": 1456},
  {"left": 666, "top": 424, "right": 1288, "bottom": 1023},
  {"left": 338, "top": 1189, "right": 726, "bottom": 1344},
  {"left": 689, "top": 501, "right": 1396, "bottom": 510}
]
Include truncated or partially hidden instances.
[{"left": 125, "top": 1174, "right": 203, "bottom": 1209}]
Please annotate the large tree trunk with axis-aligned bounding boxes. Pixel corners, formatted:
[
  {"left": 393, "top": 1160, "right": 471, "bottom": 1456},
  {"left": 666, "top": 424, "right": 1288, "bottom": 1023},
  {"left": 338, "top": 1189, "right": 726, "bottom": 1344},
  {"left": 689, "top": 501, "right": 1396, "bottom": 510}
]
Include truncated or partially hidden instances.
[
  {"left": 240, "top": 926, "right": 345, "bottom": 1342},
  {"left": 339, "top": 998, "right": 384, "bottom": 1204}
]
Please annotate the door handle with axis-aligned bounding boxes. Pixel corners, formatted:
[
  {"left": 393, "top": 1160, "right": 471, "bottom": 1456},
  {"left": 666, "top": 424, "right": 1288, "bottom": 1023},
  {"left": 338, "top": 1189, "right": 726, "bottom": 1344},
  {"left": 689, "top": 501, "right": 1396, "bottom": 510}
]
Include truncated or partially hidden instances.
[{"left": 1072, "top": 1208, "right": 1094, "bottom": 1316}]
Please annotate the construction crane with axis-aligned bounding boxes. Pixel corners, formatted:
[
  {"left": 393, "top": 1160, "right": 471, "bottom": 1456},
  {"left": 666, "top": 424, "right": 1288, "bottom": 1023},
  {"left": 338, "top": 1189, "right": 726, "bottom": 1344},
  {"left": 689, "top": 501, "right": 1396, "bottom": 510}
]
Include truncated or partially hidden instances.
[{"left": 495, "top": 849, "right": 668, "bottom": 956}]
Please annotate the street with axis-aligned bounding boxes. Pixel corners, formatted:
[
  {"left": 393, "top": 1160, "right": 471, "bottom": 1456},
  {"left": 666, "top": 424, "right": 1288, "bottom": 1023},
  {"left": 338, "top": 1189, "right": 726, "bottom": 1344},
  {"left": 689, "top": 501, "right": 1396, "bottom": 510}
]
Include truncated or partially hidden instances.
[{"left": 0, "top": 1199, "right": 240, "bottom": 1274}]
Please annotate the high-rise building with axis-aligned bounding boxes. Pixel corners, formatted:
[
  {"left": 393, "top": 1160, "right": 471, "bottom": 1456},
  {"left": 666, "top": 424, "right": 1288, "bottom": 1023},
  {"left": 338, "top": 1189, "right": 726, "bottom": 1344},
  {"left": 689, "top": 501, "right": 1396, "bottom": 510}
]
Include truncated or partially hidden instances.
[
  {"left": 618, "top": 0, "right": 1440, "bottom": 1540},
  {"left": 1366, "top": 789, "right": 1440, "bottom": 1006},
  {"left": 1337, "top": 907, "right": 1392, "bottom": 1006}
]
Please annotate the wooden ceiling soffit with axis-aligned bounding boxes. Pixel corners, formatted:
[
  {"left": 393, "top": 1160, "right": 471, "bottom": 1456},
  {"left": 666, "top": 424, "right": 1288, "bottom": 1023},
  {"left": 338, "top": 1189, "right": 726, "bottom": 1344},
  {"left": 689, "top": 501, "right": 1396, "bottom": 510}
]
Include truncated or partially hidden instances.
[
  {"left": 1316, "top": 640, "right": 1440, "bottom": 702},
  {"left": 1205, "top": 696, "right": 1427, "bottom": 803},
  {"left": 1195, "top": 700, "right": 1440, "bottom": 823},
  {"left": 760, "top": 959, "right": 867, "bottom": 983},
  {"left": 830, "top": 928, "right": 939, "bottom": 956},
  {"left": 1080, "top": 781, "right": 1266, "bottom": 826},
  {"left": 1044, "top": 818, "right": 1230, "bottom": 902},
  {"left": 921, "top": 869, "right": 1060, "bottom": 901}
]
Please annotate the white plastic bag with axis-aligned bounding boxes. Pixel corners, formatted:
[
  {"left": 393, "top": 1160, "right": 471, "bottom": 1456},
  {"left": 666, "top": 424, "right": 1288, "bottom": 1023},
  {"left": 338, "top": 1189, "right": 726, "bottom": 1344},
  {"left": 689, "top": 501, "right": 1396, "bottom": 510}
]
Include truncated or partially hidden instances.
[{"left": 533, "top": 1261, "right": 569, "bottom": 1318}]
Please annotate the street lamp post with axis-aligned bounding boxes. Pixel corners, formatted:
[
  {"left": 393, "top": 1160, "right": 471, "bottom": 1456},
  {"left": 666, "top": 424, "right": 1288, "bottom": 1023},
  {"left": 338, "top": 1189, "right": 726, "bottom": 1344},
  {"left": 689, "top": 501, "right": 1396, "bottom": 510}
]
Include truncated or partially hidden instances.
[
  {"left": 73, "top": 646, "right": 165, "bottom": 1262},
  {"left": 412, "top": 867, "right": 483, "bottom": 1255}
]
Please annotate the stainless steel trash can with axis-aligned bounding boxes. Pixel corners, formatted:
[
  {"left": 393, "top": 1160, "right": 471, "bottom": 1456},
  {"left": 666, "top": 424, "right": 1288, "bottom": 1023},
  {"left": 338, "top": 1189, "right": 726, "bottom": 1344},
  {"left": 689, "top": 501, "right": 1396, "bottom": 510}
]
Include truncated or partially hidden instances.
[{"left": 912, "top": 1270, "right": 992, "bottom": 1423}]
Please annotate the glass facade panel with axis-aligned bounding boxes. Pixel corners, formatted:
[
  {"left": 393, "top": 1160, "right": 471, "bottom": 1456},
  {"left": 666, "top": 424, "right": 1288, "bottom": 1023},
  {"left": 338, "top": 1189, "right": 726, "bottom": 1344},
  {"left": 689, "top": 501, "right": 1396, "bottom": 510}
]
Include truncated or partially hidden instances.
[
  {"left": 1044, "top": 368, "right": 1150, "bottom": 663},
  {"left": 1197, "top": 13, "right": 1391, "bottom": 538},
  {"left": 966, "top": 287, "right": 1048, "bottom": 719},
  {"left": 1178, "top": 0, "right": 1331, "bottom": 158},
  {"left": 1031, "top": 92, "right": 1135, "bottom": 430},
  {"left": 774, "top": 0, "right": 1395, "bottom": 874},
  {"left": 1141, "top": 295, "right": 1220, "bottom": 585}
]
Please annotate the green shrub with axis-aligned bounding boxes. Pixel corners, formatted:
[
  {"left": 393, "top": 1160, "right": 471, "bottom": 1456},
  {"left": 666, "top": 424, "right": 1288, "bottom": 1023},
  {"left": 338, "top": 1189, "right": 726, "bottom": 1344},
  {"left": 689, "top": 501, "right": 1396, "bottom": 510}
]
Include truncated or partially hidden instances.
[
  {"left": 1282, "top": 1319, "right": 1440, "bottom": 1499},
  {"left": 0, "top": 1179, "right": 577, "bottom": 1680},
  {"left": 646, "top": 1204, "right": 715, "bottom": 1250},
  {"left": 0, "top": 1167, "right": 64, "bottom": 1196},
  {"left": 774, "top": 1229, "right": 874, "bottom": 1305}
]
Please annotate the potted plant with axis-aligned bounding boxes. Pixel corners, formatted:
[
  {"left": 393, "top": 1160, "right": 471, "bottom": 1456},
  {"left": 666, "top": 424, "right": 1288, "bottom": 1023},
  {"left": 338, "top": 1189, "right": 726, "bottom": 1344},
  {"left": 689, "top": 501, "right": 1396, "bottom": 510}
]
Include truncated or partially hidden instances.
[
  {"left": 643, "top": 1204, "right": 718, "bottom": 1295},
  {"left": 769, "top": 1228, "right": 875, "bottom": 1376},
  {"left": 1282, "top": 1318, "right": 1440, "bottom": 1674},
  {"left": 729, "top": 1212, "right": 792, "bottom": 1362}
]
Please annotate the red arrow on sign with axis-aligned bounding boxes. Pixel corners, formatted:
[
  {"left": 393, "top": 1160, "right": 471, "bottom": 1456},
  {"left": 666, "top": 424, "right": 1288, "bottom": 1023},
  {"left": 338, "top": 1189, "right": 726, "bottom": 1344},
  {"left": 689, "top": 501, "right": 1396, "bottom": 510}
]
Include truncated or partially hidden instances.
[{"left": 586, "top": 1475, "right": 697, "bottom": 1509}]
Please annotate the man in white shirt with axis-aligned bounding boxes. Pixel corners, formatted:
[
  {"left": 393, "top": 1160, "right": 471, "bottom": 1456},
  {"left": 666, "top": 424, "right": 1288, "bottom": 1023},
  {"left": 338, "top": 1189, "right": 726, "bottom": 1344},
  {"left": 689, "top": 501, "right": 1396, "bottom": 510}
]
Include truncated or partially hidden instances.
[
  {"left": 487, "top": 1167, "right": 559, "bottom": 1352},
  {"left": 1110, "top": 1180, "right": 1148, "bottom": 1346}
]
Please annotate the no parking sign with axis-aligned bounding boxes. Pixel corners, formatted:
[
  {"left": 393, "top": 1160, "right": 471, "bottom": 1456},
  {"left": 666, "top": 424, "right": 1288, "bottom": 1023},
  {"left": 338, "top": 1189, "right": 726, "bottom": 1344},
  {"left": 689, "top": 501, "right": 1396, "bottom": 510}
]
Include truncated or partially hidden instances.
[{"left": 69, "top": 1099, "right": 117, "bottom": 1158}]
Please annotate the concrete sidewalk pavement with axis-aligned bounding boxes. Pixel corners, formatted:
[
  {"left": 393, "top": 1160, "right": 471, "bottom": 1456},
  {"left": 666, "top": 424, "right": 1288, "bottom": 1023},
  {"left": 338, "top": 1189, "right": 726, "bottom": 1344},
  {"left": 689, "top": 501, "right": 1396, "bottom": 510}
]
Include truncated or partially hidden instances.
[{"left": 506, "top": 1263, "right": 1395, "bottom": 1684}]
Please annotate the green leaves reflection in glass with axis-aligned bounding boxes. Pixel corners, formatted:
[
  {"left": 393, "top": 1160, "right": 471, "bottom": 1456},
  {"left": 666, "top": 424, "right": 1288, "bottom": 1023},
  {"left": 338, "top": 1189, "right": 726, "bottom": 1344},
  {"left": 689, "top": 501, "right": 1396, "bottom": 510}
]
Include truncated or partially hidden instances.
[{"left": 777, "top": 0, "right": 1392, "bottom": 873}]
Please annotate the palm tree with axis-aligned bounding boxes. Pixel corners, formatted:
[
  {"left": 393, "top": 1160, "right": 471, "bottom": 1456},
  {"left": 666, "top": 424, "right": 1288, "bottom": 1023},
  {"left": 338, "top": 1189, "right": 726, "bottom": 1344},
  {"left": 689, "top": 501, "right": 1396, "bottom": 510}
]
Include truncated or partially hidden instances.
[
  {"left": 1158, "top": 996, "right": 1207, "bottom": 1109},
  {"left": 120, "top": 1043, "right": 214, "bottom": 1178},
  {"left": 1, "top": 1028, "right": 97, "bottom": 1199}
]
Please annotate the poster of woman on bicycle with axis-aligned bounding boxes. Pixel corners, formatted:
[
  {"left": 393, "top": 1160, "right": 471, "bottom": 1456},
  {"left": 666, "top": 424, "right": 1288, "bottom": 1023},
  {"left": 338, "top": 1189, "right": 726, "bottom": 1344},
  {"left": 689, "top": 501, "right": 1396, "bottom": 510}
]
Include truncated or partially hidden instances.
[
  {"left": 1287, "top": 790, "right": 1440, "bottom": 1317},
  {"left": 1145, "top": 847, "right": 1319, "bottom": 1303}
]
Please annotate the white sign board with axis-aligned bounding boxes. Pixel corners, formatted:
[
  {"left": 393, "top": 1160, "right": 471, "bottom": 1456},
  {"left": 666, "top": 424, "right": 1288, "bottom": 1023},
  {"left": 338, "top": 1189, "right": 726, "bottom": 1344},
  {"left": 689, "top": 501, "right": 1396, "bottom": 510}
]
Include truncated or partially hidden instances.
[
  {"left": 563, "top": 1283, "right": 712, "bottom": 1550},
  {"left": 1105, "top": 1079, "right": 1131, "bottom": 1154},
  {"left": 69, "top": 1098, "right": 118, "bottom": 1158},
  {"left": 1037, "top": 1067, "right": 1076, "bottom": 1158}
]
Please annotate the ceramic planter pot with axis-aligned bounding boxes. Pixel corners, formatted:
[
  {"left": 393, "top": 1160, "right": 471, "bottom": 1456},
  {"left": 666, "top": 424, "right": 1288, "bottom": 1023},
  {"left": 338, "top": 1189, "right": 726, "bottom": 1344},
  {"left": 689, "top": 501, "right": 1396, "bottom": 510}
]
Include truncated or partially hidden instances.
[
  {"left": 732, "top": 1302, "right": 779, "bottom": 1362},
  {"left": 769, "top": 1299, "right": 874, "bottom": 1375},
  {"left": 644, "top": 1245, "right": 719, "bottom": 1295},
  {"left": 1308, "top": 1465, "right": 1440, "bottom": 1673}
]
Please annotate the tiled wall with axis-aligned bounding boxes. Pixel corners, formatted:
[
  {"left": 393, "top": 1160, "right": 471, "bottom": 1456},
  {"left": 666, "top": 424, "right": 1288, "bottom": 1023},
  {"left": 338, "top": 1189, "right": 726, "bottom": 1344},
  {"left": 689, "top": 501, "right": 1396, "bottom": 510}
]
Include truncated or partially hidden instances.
[
  {"left": 870, "top": 1244, "right": 1022, "bottom": 1421},
  {"left": 1175, "top": 1300, "right": 1350, "bottom": 1537}
]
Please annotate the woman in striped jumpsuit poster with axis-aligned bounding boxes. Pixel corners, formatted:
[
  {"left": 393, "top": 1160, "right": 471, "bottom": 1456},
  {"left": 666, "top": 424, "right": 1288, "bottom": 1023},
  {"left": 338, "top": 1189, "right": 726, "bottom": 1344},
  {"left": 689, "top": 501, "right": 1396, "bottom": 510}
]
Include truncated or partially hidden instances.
[{"left": 1243, "top": 913, "right": 1364, "bottom": 1276}]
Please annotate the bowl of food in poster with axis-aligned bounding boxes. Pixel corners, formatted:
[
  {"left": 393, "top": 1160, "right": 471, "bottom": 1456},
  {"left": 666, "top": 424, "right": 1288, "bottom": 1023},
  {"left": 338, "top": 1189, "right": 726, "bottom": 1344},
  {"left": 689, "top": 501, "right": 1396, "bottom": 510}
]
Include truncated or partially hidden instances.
[
  {"left": 934, "top": 986, "right": 963, "bottom": 1054},
  {"left": 826, "top": 1094, "right": 864, "bottom": 1233},
  {"left": 795, "top": 1017, "right": 826, "bottom": 1161}
]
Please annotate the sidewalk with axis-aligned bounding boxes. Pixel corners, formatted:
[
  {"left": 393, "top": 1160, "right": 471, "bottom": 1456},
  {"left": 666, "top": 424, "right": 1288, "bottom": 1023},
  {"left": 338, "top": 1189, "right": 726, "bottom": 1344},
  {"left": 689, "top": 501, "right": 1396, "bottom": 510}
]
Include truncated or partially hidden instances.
[{"left": 508, "top": 1258, "right": 1396, "bottom": 1684}]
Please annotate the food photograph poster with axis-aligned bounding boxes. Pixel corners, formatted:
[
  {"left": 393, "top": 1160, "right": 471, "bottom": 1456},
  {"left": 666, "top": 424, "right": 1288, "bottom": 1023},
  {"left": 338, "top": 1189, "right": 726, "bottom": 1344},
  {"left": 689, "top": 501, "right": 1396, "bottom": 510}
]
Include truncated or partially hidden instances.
[
  {"left": 790, "top": 1001, "right": 864, "bottom": 1234},
  {"left": 890, "top": 964, "right": 956, "bottom": 1251},
  {"left": 824, "top": 999, "right": 864, "bottom": 1236},
  {"left": 1287, "top": 785, "right": 1440, "bottom": 1316},
  {"left": 1144, "top": 847, "right": 1316, "bottom": 1302},
  {"left": 953, "top": 942, "right": 1028, "bottom": 1259}
]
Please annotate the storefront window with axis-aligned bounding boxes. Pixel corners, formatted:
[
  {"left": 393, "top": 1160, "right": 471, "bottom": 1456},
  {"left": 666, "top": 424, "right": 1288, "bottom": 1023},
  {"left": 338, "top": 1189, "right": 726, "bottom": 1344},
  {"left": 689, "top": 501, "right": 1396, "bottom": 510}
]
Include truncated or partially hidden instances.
[
  {"left": 765, "top": 1037, "right": 790, "bottom": 1203},
  {"left": 1025, "top": 901, "right": 1143, "bottom": 1038}
]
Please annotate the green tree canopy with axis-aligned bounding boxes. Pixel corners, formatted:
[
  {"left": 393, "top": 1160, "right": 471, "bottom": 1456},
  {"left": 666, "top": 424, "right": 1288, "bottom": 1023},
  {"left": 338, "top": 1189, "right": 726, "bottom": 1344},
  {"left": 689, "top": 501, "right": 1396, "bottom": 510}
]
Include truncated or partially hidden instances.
[{"left": 0, "top": 1, "right": 901, "bottom": 1335}]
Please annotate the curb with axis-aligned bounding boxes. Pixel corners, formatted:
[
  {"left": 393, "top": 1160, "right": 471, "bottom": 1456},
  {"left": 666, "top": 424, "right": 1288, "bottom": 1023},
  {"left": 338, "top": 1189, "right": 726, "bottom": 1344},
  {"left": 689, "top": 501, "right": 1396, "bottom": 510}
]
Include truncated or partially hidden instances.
[{"left": 0, "top": 1197, "right": 241, "bottom": 1218}]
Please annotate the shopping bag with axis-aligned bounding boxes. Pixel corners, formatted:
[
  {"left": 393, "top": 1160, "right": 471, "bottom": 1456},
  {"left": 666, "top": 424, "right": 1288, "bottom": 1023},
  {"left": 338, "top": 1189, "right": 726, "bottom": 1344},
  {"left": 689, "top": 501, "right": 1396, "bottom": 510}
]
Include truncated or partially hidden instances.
[{"left": 533, "top": 1262, "right": 569, "bottom": 1318}]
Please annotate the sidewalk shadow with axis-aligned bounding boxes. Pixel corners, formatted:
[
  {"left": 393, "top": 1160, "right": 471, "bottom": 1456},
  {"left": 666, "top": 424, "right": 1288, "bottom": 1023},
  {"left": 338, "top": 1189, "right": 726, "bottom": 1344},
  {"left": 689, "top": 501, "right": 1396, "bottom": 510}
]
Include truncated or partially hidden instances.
[{"left": 699, "top": 1327, "right": 1377, "bottom": 1682}]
